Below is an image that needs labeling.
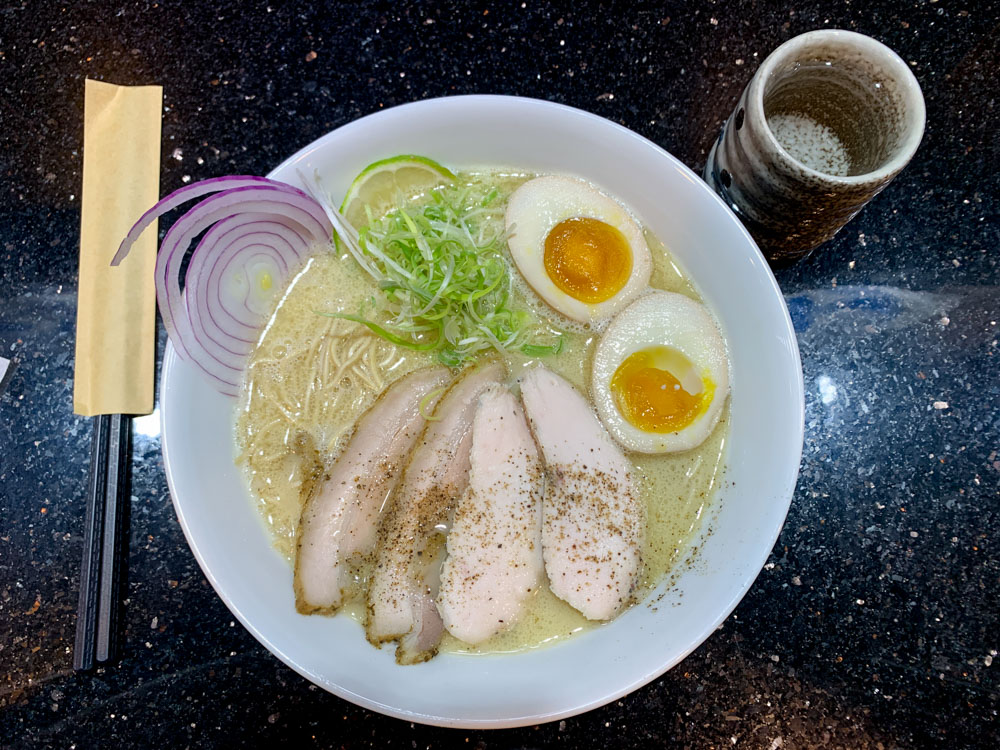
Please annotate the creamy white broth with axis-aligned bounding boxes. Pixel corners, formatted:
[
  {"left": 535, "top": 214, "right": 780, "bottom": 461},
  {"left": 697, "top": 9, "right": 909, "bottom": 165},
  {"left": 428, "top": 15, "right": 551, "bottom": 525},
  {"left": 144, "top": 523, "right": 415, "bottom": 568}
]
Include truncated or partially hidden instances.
[{"left": 235, "top": 171, "right": 728, "bottom": 655}]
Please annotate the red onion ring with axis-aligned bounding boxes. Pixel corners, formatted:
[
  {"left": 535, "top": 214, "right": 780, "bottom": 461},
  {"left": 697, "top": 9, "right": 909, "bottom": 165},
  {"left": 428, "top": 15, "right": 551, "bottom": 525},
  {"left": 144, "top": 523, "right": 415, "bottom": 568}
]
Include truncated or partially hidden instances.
[{"left": 113, "top": 177, "right": 333, "bottom": 396}]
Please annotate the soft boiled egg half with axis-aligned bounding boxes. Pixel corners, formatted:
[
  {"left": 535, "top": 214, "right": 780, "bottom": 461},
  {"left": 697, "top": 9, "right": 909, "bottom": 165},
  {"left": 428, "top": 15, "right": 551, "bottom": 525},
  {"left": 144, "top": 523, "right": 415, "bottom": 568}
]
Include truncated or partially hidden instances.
[
  {"left": 592, "top": 291, "right": 730, "bottom": 454},
  {"left": 505, "top": 176, "right": 652, "bottom": 325}
]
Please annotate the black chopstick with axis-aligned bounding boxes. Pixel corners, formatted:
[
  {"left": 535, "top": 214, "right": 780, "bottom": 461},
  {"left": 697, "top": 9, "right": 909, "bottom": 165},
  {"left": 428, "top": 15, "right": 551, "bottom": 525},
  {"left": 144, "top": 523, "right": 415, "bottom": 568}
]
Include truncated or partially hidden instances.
[
  {"left": 73, "top": 415, "right": 109, "bottom": 670},
  {"left": 74, "top": 412, "right": 132, "bottom": 670},
  {"left": 96, "top": 413, "right": 131, "bottom": 662}
]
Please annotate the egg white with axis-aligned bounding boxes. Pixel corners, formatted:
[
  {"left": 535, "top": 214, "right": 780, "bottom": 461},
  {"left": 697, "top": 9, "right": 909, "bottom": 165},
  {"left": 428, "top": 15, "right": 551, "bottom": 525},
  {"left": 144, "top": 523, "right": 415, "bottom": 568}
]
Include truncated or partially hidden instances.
[
  {"left": 505, "top": 175, "right": 652, "bottom": 325},
  {"left": 592, "top": 291, "right": 730, "bottom": 453}
]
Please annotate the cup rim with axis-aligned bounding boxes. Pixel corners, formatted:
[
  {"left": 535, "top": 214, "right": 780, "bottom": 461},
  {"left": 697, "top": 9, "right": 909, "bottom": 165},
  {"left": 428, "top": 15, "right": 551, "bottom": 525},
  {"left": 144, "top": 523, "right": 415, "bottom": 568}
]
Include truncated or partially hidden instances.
[{"left": 747, "top": 29, "right": 926, "bottom": 185}]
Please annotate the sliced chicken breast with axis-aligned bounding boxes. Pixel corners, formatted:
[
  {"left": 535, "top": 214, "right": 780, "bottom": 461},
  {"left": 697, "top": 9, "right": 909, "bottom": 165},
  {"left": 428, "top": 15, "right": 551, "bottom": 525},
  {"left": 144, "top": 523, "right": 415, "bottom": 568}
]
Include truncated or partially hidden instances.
[
  {"left": 367, "top": 360, "right": 504, "bottom": 664},
  {"left": 294, "top": 366, "right": 451, "bottom": 614},
  {"left": 437, "top": 386, "right": 544, "bottom": 645},
  {"left": 519, "top": 366, "right": 643, "bottom": 621}
]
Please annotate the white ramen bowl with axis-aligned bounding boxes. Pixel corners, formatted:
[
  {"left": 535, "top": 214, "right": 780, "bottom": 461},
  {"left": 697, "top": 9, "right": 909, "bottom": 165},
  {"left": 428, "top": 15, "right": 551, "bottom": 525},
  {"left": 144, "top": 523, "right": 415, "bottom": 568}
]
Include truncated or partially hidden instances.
[{"left": 160, "top": 95, "right": 804, "bottom": 728}]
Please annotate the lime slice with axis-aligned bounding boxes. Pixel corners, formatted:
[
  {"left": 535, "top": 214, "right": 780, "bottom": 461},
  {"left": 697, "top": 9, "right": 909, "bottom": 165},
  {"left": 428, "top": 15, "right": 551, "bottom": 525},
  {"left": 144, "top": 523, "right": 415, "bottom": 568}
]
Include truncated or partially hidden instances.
[{"left": 339, "top": 155, "right": 456, "bottom": 230}]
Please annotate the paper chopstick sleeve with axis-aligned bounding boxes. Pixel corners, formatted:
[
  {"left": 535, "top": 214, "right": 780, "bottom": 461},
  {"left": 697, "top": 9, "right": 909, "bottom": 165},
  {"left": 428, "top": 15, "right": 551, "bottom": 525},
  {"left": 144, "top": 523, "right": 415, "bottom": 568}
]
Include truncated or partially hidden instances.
[{"left": 73, "top": 79, "right": 162, "bottom": 416}]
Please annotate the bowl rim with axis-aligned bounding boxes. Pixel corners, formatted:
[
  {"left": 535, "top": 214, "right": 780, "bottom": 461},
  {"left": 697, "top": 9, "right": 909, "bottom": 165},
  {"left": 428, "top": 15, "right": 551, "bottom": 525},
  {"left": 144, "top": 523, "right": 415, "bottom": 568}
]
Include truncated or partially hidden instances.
[{"left": 160, "top": 94, "right": 805, "bottom": 728}]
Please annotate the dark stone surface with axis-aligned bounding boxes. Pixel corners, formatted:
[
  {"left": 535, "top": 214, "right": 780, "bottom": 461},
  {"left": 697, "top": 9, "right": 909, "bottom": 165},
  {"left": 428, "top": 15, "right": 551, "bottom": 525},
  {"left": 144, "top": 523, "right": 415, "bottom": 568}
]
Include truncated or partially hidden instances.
[{"left": 1, "top": 1, "right": 997, "bottom": 747}]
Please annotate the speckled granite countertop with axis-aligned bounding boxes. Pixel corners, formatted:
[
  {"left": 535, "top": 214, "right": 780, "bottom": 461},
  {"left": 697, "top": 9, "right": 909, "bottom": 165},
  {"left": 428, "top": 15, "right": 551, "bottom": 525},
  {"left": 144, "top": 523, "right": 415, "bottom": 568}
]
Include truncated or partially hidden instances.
[{"left": 1, "top": 1, "right": 997, "bottom": 748}]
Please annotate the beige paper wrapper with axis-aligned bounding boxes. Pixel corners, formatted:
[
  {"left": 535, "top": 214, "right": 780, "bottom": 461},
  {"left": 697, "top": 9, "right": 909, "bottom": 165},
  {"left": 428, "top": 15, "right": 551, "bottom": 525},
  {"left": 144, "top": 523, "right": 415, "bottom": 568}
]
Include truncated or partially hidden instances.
[{"left": 73, "top": 79, "right": 162, "bottom": 416}]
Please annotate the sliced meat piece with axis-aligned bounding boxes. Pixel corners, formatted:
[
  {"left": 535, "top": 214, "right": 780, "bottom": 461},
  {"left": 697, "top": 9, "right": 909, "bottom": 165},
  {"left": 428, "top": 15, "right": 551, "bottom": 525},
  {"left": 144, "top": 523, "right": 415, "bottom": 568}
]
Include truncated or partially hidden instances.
[
  {"left": 367, "top": 360, "right": 504, "bottom": 664},
  {"left": 294, "top": 366, "right": 451, "bottom": 614},
  {"left": 519, "top": 366, "right": 643, "bottom": 621},
  {"left": 437, "top": 386, "right": 543, "bottom": 645}
]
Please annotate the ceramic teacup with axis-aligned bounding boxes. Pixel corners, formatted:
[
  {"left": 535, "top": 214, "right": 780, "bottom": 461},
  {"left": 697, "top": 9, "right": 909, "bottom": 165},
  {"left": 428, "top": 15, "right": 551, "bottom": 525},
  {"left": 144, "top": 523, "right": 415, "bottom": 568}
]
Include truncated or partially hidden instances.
[{"left": 704, "top": 29, "right": 925, "bottom": 266}]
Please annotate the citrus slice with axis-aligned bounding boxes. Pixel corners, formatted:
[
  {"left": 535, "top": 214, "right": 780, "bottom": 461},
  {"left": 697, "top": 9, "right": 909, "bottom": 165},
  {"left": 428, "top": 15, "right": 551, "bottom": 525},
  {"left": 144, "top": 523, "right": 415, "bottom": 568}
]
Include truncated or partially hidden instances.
[{"left": 339, "top": 155, "right": 456, "bottom": 230}]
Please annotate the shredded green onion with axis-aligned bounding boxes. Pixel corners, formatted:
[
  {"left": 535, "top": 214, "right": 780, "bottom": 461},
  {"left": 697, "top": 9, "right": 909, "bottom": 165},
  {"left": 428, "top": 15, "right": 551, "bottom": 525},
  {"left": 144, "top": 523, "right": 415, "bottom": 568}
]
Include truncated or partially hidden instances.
[
  {"left": 418, "top": 387, "right": 447, "bottom": 421},
  {"left": 333, "top": 179, "right": 558, "bottom": 367},
  {"left": 314, "top": 311, "right": 442, "bottom": 351},
  {"left": 520, "top": 336, "right": 565, "bottom": 358}
]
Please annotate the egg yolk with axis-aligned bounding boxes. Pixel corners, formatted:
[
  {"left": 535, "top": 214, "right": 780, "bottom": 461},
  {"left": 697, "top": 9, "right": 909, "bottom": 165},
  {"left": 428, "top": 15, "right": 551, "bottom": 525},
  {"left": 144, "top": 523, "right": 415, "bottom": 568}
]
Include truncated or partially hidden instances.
[
  {"left": 610, "top": 346, "right": 714, "bottom": 433},
  {"left": 543, "top": 217, "right": 632, "bottom": 303}
]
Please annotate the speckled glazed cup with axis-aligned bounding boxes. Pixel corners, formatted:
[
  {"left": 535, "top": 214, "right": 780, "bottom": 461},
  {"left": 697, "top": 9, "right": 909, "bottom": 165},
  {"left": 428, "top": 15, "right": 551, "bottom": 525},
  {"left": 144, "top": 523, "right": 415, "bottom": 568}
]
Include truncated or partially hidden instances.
[{"left": 704, "top": 30, "right": 925, "bottom": 266}]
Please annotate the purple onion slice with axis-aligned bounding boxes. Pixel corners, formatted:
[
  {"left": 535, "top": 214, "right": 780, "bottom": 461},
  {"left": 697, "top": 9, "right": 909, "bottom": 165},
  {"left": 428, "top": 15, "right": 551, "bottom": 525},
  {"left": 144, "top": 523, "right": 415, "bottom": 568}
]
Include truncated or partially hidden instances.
[{"left": 114, "top": 176, "right": 333, "bottom": 396}]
